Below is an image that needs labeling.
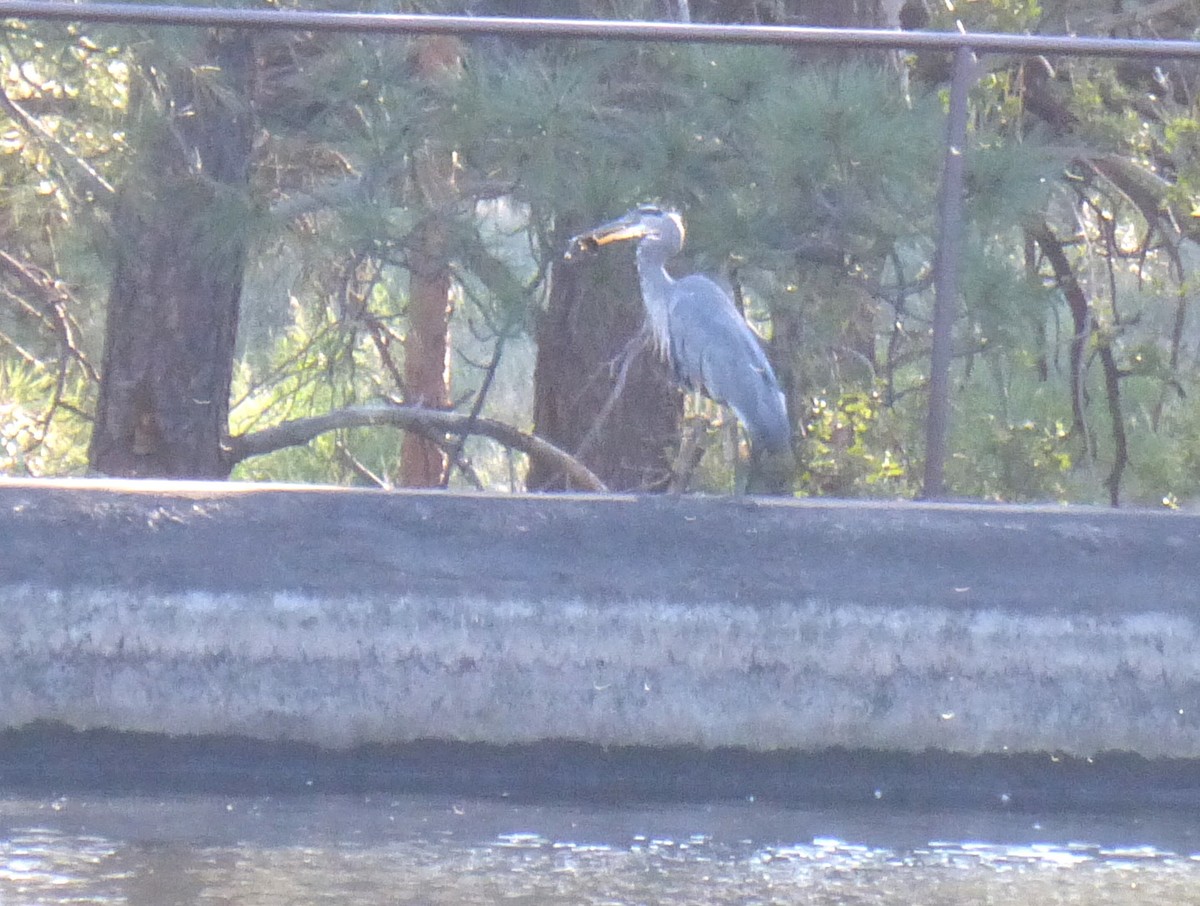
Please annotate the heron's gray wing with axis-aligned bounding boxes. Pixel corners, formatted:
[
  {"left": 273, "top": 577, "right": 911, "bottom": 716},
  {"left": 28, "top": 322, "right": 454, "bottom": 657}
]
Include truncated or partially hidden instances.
[{"left": 667, "top": 276, "right": 792, "bottom": 452}]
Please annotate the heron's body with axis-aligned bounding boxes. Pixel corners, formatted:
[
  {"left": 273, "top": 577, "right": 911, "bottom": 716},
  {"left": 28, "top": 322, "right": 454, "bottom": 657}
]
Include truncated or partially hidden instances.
[{"left": 568, "top": 205, "right": 793, "bottom": 473}]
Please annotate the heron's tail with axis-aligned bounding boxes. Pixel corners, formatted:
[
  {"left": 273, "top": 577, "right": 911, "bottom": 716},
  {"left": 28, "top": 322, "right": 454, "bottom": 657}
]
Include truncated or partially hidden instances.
[
  {"left": 738, "top": 389, "right": 793, "bottom": 495},
  {"left": 736, "top": 383, "right": 792, "bottom": 456}
]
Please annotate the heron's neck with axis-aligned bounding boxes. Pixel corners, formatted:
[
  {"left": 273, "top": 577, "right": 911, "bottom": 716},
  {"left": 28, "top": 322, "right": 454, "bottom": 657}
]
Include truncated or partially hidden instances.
[{"left": 635, "top": 244, "right": 674, "bottom": 354}]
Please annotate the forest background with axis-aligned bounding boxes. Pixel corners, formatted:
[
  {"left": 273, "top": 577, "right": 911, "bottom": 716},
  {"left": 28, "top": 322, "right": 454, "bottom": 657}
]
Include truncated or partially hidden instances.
[{"left": 3, "top": 0, "right": 1200, "bottom": 506}]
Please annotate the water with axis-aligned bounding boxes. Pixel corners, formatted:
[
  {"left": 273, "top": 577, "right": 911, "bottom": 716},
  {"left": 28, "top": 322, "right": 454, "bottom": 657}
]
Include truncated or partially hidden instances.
[{"left": 2, "top": 794, "right": 1199, "bottom": 904}]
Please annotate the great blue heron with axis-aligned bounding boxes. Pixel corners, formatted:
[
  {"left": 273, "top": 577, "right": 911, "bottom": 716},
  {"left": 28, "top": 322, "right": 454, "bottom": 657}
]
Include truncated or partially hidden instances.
[{"left": 566, "top": 204, "right": 793, "bottom": 489}]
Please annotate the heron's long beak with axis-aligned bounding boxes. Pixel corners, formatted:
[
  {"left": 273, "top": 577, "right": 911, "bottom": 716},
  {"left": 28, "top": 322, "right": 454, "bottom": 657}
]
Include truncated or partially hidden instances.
[{"left": 564, "top": 216, "right": 649, "bottom": 260}]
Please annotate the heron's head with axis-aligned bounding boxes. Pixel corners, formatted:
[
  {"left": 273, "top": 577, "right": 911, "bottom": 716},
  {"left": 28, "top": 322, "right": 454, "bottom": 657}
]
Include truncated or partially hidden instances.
[{"left": 565, "top": 204, "right": 685, "bottom": 260}]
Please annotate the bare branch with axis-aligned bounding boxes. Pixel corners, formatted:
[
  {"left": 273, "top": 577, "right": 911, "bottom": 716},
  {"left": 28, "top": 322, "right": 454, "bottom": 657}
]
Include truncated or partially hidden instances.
[
  {"left": 1086, "top": 155, "right": 1200, "bottom": 245},
  {"left": 441, "top": 336, "right": 505, "bottom": 489},
  {"left": 0, "top": 81, "right": 115, "bottom": 199},
  {"left": 1097, "top": 339, "right": 1128, "bottom": 507},
  {"left": 341, "top": 252, "right": 407, "bottom": 395},
  {"left": 227, "top": 403, "right": 607, "bottom": 492},
  {"left": 333, "top": 439, "right": 390, "bottom": 489},
  {"left": 1029, "top": 221, "right": 1090, "bottom": 455},
  {"left": 1032, "top": 221, "right": 1130, "bottom": 505},
  {"left": 574, "top": 326, "right": 655, "bottom": 462},
  {"left": 0, "top": 326, "right": 39, "bottom": 364},
  {"left": 0, "top": 250, "right": 99, "bottom": 383}
]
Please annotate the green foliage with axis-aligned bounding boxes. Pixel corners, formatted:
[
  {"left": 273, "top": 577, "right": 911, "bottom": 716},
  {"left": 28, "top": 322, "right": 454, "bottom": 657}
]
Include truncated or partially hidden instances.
[
  {"left": 923, "top": 0, "right": 1043, "bottom": 33},
  {"left": 966, "top": 137, "right": 1060, "bottom": 232},
  {"left": 229, "top": 288, "right": 399, "bottom": 484},
  {"left": 0, "top": 20, "right": 123, "bottom": 472},
  {"left": 946, "top": 373, "right": 1074, "bottom": 502},
  {"left": 1123, "top": 372, "right": 1200, "bottom": 507},
  {"left": 0, "top": 360, "right": 92, "bottom": 475},
  {"left": 800, "top": 389, "right": 913, "bottom": 497},
  {"left": 7, "top": 0, "right": 1200, "bottom": 505}
]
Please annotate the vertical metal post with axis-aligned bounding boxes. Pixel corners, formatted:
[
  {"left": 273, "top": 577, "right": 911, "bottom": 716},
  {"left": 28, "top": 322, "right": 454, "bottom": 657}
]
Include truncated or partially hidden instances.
[{"left": 922, "top": 45, "right": 974, "bottom": 500}]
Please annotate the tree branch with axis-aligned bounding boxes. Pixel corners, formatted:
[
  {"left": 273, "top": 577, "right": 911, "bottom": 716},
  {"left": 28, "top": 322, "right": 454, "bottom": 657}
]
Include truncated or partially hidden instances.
[
  {"left": 0, "top": 81, "right": 115, "bottom": 199},
  {"left": 1029, "top": 222, "right": 1090, "bottom": 454},
  {"left": 1031, "top": 222, "right": 1129, "bottom": 506},
  {"left": 1084, "top": 155, "right": 1199, "bottom": 241},
  {"left": 0, "top": 249, "right": 99, "bottom": 384},
  {"left": 441, "top": 336, "right": 505, "bottom": 489},
  {"left": 227, "top": 403, "right": 607, "bottom": 492},
  {"left": 574, "top": 326, "right": 656, "bottom": 463},
  {"left": 1096, "top": 339, "right": 1128, "bottom": 507}
]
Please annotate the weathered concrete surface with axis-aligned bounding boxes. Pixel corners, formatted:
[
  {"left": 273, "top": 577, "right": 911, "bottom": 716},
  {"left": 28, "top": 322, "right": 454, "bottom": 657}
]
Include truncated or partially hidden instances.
[{"left": 1, "top": 478, "right": 1198, "bottom": 757}]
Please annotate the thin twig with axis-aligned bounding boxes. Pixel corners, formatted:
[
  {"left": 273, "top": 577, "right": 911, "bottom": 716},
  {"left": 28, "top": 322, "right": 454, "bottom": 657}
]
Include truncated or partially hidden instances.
[
  {"left": 342, "top": 252, "right": 407, "bottom": 395},
  {"left": 574, "top": 325, "right": 656, "bottom": 461},
  {"left": 333, "top": 438, "right": 391, "bottom": 488},
  {"left": 0, "top": 251, "right": 99, "bottom": 383},
  {"left": 441, "top": 335, "right": 505, "bottom": 489},
  {"left": 0, "top": 81, "right": 115, "bottom": 198}
]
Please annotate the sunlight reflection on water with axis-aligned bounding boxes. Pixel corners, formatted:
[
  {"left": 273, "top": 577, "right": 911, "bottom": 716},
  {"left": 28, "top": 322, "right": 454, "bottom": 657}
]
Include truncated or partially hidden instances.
[{"left": 2, "top": 795, "right": 1199, "bottom": 905}]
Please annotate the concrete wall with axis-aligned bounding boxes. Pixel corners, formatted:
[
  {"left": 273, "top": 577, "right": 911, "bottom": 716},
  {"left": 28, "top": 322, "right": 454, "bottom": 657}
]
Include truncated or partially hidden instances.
[{"left": 2, "top": 478, "right": 1198, "bottom": 757}]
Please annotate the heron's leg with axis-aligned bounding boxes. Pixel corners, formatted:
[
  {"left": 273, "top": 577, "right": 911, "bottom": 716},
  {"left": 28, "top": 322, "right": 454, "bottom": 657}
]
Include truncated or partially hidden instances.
[
  {"left": 664, "top": 397, "right": 741, "bottom": 493},
  {"left": 746, "top": 443, "right": 796, "bottom": 496},
  {"left": 721, "top": 407, "right": 746, "bottom": 494},
  {"left": 667, "top": 414, "right": 709, "bottom": 493}
]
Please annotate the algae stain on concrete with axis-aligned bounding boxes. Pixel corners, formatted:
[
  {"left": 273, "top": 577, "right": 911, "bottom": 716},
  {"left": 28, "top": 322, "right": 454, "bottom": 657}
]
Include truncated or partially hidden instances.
[{"left": 2, "top": 584, "right": 1199, "bottom": 755}]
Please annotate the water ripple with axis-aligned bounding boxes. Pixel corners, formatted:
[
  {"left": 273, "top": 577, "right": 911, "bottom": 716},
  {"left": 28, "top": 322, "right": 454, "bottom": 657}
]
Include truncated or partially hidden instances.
[{"left": 2, "top": 796, "right": 1199, "bottom": 905}]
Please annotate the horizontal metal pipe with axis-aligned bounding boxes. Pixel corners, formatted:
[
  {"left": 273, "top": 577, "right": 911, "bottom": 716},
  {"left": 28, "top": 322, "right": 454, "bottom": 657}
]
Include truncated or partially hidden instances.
[{"left": 3, "top": 1, "right": 1200, "bottom": 59}]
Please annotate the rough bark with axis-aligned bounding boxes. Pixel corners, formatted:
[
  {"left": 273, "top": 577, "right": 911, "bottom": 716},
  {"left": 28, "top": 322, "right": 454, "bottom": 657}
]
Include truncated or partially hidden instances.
[
  {"left": 88, "top": 32, "right": 254, "bottom": 478},
  {"left": 399, "top": 36, "right": 463, "bottom": 487},
  {"left": 400, "top": 203, "right": 454, "bottom": 486},
  {"left": 528, "top": 232, "right": 681, "bottom": 492}
]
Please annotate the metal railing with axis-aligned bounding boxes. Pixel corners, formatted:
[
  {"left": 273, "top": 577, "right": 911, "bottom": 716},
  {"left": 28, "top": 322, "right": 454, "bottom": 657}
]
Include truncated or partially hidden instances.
[
  {"left": 4, "top": 1, "right": 1199, "bottom": 497},
  {"left": 4, "top": 2, "right": 1200, "bottom": 57}
]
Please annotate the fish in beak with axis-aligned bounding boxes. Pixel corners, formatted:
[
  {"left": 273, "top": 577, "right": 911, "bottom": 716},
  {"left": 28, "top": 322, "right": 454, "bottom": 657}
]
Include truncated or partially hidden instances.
[{"left": 564, "top": 213, "right": 650, "bottom": 260}]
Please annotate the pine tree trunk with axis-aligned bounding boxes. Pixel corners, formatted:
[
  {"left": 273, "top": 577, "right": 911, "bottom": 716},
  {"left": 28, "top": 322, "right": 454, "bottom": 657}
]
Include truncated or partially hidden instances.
[
  {"left": 399, "top": 200, "right": 454, "bottom": 486},
  {"left": 528, "top": 230, "right": 681, "bottom": 492},
  {"left": 399, "top": 36, "right": 461, "bottom": 487},
  {"left": 88, "top": 32, "right": 254, "bottom": 479}
]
